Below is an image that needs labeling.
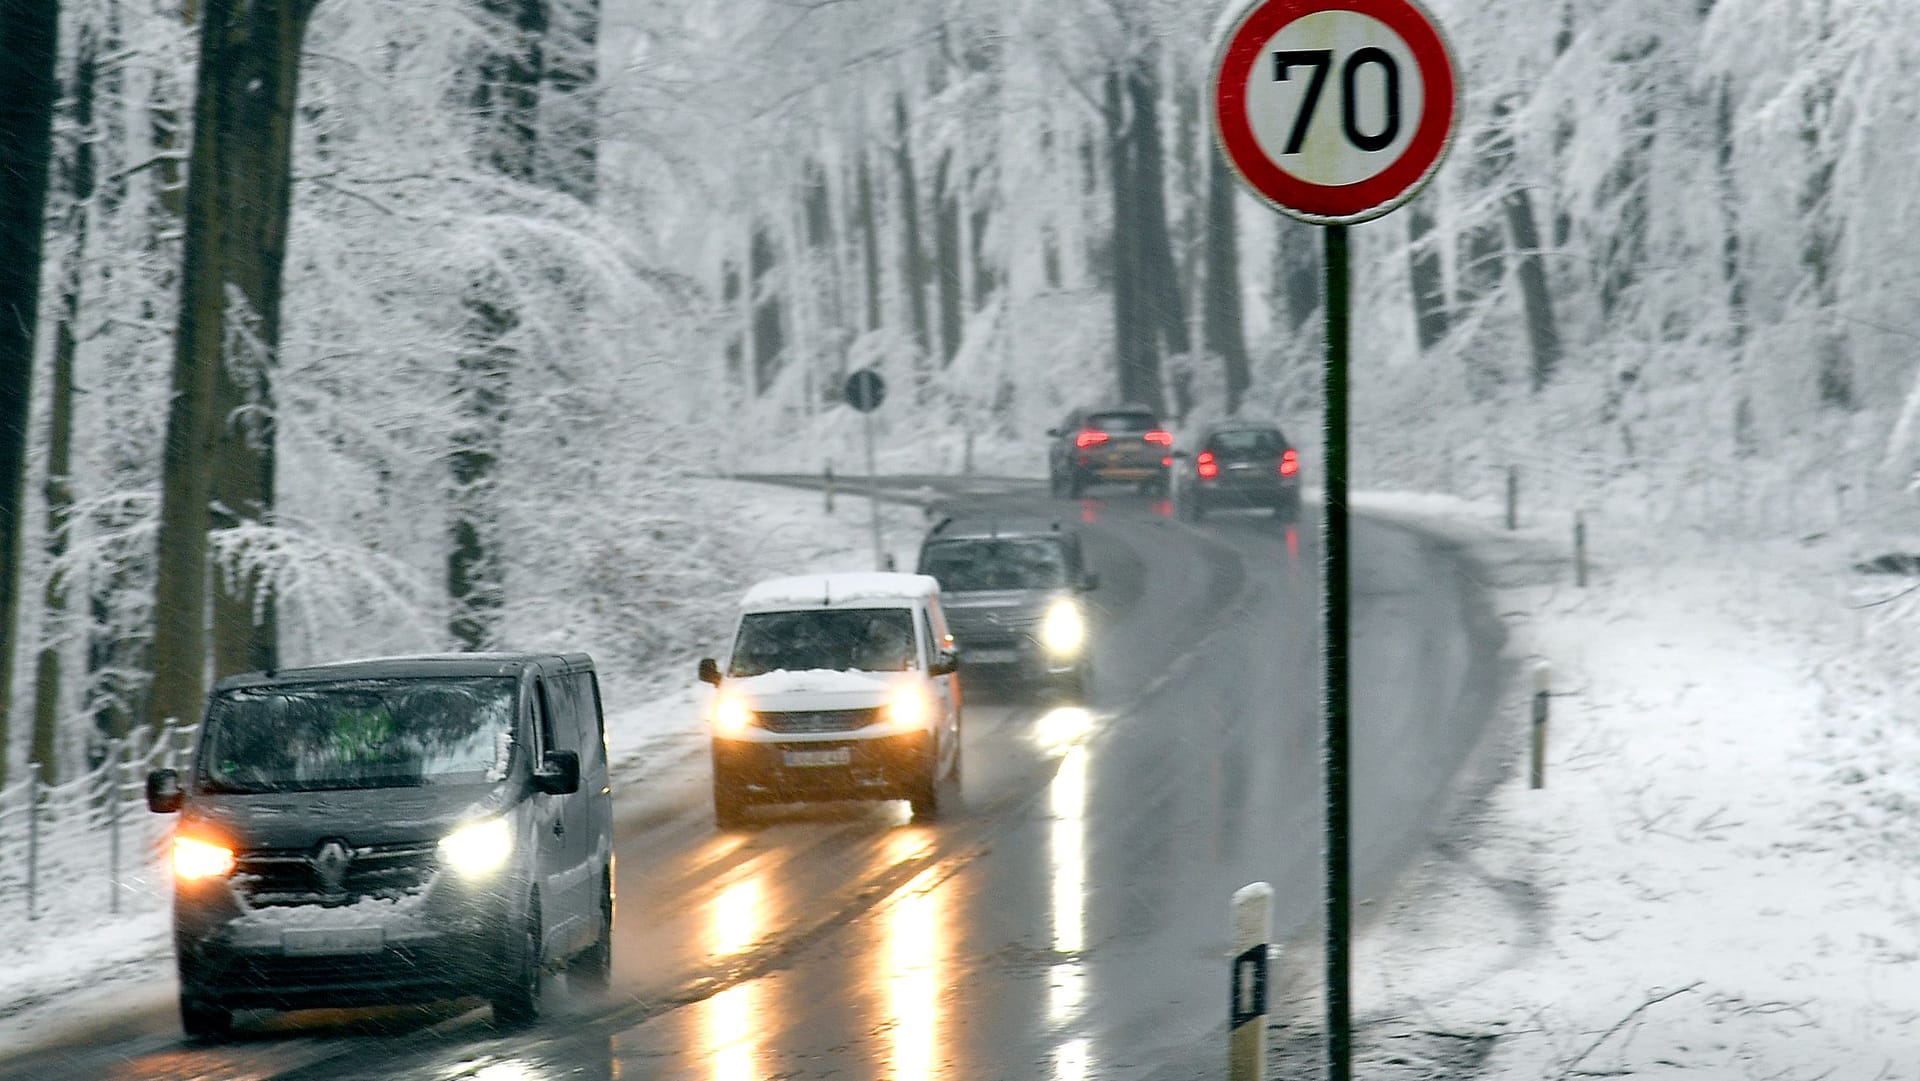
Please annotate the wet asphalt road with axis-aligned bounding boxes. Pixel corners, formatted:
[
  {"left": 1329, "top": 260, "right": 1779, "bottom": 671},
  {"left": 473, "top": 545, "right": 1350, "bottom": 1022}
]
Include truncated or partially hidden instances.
[{"left": 0, "top": 479, "right": 1504, "bottom": 1081}]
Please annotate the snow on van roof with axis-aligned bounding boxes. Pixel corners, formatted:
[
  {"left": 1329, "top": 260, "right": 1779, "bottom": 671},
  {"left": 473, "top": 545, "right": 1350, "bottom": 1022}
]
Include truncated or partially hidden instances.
[{"left": 740, "top": 572, "right": 939, "bottom": 610}]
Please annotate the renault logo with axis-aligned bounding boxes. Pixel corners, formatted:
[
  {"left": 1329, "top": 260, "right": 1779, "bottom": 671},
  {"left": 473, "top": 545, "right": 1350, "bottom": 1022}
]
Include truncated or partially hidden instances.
[{"left": 312, "top": 839, "right": 353, "bottom": 894}]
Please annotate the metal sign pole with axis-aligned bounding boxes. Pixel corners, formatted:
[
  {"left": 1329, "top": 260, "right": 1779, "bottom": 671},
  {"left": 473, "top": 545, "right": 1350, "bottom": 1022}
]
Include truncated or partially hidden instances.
[
  {"left": 1323, "top": 221, "right": 1352, "bottom": 1081},
  {"left": 863, "top": 408, "right": 884, "bottom": 570}
]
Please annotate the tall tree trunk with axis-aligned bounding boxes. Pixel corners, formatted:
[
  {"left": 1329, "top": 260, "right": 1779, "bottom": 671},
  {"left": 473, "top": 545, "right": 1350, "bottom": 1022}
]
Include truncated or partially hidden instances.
[
  {"left": 1128, "top": 64, "right": 1188, "bottom": 417},
  {"left": 894, "top": 93, "right": 930, "bottom": 397},
  {"left": 1203, "top": 147, "right": 1250, "bottom": 416},
  {"left": 1274, "top": 217, "right": 1320, "bottom": 334},
  {"left": 449, "top": 282, "right": 512, "bottom": 651},
  {"left": 1407, "top": 200, "right": 1449, "bottom": 351},
  {"left": 540, "top": 0, "right": 598, "bottom": 202},
  {"left": 149, "top": 0, "right": 316, "bottom": 731},
  {"left": 1105, "top": 72, "right": 1151, "bottom": 407},
  {"left": 857, "top": 152, "right": 882, "bottom": 333},
  {"left": 749, "top": 225, "right": 784, "bottom": 394},
  {"left": 933, "top": 149, "right": 962, "bottom": 367},
  {"left": 967, "top": 164, "right": 994, "bottom": 309},
  {"left": 451, "top": 0, "right": 544, "bottom": 650},
  {"left": 33, "top": 24, "right": 100, "bottom": 783},
  {"left": 2, "top": 0, "right": 61, "bottom": 784},
  {"left": 1506, "top": 187, "right": 1560, "bottom": 392}
]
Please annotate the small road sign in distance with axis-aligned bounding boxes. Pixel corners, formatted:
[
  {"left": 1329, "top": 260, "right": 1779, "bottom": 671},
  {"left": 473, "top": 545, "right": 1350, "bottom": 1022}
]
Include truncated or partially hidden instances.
[
  {"left": 844, "top": 368, "right": 886, "bottom": 413},
  {"left": 1212, "top": 0, "right": 1456, "bottom": 224}
]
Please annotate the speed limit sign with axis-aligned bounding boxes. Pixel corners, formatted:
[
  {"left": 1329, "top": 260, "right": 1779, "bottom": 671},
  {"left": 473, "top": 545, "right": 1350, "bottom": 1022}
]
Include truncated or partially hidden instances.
[{"left": 1212, "top": 0, "right": 1456, "bottom": 224}]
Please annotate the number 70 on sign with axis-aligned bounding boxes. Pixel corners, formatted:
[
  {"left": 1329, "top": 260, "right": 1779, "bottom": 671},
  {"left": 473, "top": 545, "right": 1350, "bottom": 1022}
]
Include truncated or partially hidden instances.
[{"left": 1211, "top": 0, "right": 1456, "bottom": 224}]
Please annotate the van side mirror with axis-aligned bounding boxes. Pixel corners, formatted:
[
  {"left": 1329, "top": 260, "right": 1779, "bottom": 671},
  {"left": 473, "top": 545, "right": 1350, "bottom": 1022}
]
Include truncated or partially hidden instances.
[
  {"left": 1170, "top": 449, "right": 1190, "bottom": 460},
  {"left": 1079, "top": 572, "right": 1101, "bottom": 593},
  {"left": 697, "top": 657, "right": 722, "bottom": 685},
  {"left": 533, "top": 750, "right": 580, "bottom": 795},
  {"left": 929, "top": 649, "right": 960, "bottom": 676},
  {"left": 147, "top": 768, "right": 182, "bottom": 814}
]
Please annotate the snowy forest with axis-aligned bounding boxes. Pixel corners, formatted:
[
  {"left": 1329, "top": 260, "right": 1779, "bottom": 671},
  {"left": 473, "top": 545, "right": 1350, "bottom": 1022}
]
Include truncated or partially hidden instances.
[{"left": 2, "top": 0, "right": 1916, "bottom": 785}]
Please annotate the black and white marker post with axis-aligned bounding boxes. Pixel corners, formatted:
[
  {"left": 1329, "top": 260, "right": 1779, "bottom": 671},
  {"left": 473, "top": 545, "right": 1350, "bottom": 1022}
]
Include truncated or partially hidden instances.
[
  {"left": 1210, "top": 2, "right": 1456, "bottom": 1076},
  {"left": 844, "top": 368, "right": 888, "bottom": 570},
  {"left": 1230, "top": 882, "right": 1274, "bottom": 1081}
]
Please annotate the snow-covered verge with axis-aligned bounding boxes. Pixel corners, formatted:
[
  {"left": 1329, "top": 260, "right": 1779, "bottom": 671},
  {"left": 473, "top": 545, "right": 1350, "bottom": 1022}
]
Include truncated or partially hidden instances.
[
  {"left": 1272, "top": 492, "right": 1920, "bottom": 1079},
  {"left": 0, "top": 479, "right": 928, "bottom": 1053}
]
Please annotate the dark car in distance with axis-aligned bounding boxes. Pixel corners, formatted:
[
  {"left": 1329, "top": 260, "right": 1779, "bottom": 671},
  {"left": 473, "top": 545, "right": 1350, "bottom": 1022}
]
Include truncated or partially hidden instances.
[
  {"left": 915, "top": 516, "right": 1099, "bottom": 697},
  {"left": 146, "top": 652, "right": 615, "bottom": 1038},
  {"left": 1048, "top": 405, "right": 1174, "bottom": 497},
  {"left": 1179, "top": 423, "right": 1302, "bottom": 520}
]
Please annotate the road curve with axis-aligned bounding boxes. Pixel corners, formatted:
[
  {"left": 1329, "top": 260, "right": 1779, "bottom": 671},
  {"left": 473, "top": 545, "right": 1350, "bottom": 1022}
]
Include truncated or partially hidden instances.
[{"left": 0, "top": 479, "right": 1504, "bottom": 1081}]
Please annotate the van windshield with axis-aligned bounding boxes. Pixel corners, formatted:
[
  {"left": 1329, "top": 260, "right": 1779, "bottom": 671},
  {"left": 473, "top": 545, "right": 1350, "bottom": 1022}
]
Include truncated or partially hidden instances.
[
  {"left": 197, "top": 677, "right": 518, "bottom": 793},
  {"left": 919, "top": 539, "right": 1069, "bottom": 592},
  {"left": 729, "top": 608, "right": 918, "bottom": 676}
]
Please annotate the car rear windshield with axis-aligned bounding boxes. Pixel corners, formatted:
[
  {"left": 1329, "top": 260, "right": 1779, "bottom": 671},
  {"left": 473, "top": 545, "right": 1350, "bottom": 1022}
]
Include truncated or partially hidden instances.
[
  {"left": 729, "top": 607, "right": 919, "bottom": 676},
  {"left": 197, "top": 677, "right": 518, "bottom": 793},
  {"left": 1087, "top": 411, "right": 1158, "bottom": 434},
  {"left": 919, "top": 539, "right": 1069, "bottom": 592},
  {"left": 1209, "top": 429, "right": 1285, "bottom": 454}
]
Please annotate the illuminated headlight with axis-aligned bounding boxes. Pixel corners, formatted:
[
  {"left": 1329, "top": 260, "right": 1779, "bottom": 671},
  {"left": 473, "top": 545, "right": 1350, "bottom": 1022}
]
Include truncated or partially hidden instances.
[
  {"left": 886, "top": 688, "right": 930, "bottom": 730},
  {"left": 1041, "top": 599, "right": 1086, "bottom": 655},
  {"left": 172, "top": 836, "right": 235, "bottom": 881},
  {"left": 439, "top": 817, "right": 512, "bottom": 877},
  {"left": 714, "top": 695, "right": 755, "bottom": 736}
]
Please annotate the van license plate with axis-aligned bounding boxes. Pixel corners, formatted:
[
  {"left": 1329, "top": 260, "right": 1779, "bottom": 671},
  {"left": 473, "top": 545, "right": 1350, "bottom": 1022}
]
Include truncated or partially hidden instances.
[
  {"left": 283, "top": 927, "right": 384, "bottom": 956},
  {"left": 784, "top": 748, "right": 851, "bottom": 768}
]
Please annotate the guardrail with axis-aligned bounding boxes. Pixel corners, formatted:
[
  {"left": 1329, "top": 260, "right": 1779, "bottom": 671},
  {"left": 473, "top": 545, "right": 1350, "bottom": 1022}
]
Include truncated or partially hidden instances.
[{"left": 0, "top": 722, "right": 195, "bottom": 923}]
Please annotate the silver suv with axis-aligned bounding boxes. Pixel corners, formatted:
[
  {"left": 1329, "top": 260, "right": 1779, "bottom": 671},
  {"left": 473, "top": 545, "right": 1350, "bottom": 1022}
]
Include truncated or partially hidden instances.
[{"left": 914, "top": 517, "right": 1099, "bottom": 697}]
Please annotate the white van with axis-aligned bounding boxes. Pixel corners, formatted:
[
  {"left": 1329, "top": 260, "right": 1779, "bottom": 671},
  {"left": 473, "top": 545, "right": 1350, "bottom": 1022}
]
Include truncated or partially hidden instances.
[{"left": 697, "top": 572, "right": 963, "bottom": 826}]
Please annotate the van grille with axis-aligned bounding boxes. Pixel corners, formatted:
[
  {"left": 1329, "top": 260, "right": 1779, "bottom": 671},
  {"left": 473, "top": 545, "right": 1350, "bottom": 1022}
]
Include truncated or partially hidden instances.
[
  {"left": 232, "top": 841, "right": 440, "bottom": 908},
  {"left": 753, "top": 708, "right": 880, "bottom": 734}
]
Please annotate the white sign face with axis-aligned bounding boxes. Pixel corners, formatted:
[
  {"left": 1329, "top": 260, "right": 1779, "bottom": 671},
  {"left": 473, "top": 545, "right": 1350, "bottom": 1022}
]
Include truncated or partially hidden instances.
[
  {"left": 1241, "top": 10, "right": 1426, "bottom": 188},
  {"left": 1212, "top": 0, "right": 1456, "bottom": 224}
]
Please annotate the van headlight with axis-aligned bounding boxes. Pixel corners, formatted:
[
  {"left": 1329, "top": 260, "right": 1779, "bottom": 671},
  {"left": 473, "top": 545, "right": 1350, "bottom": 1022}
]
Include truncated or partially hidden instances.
[
  {"left": 173, "top": 836, "right": 235, "bottom": 881},
  {"left": 439, "top": 817, "right": 512, "bottom": 877},
  {"left": 714, "top": 694, "right": 755, "bottom": 737},
  {"left": 1041, "top": 599, "right": 1086, "bottom": 655},
  {"left": 886, "top": 687, "right": 931, "bottom": 730}
]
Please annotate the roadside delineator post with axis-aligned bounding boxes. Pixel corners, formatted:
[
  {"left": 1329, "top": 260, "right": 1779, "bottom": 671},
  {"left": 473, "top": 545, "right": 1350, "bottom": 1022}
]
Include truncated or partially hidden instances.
[
  {"left": 1530, "top": 662, "right": 1550, "bottom": 789},
  {"left": 1230, "top": 881, "right": 1273, "bottom": 1081}
]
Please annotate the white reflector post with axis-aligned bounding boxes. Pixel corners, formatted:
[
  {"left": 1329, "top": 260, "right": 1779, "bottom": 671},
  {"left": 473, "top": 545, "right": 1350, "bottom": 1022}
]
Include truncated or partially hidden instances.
[{"left": 1230, "top": 881, "right": 1273, "bottom": 1081}]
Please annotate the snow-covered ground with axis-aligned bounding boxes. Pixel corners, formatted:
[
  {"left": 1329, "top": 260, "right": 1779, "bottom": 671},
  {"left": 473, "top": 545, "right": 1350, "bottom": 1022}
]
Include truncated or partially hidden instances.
[
  {"left": 4, "top": 479, "right": 1915, "bottom": 1078},
  {"left": 1295, "top": 493, "right": 1920, "bottom": 1078}
]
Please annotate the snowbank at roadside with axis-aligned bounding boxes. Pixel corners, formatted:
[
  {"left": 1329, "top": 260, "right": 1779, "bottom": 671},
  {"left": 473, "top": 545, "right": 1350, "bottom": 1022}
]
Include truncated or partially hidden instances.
[{"left": 1277, "top": 493, "right": 1920, "bottom": 1078}]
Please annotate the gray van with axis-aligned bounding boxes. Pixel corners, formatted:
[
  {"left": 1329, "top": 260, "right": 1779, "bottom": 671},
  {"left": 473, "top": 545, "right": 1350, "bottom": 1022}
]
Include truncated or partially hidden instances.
[{"left": 145, "top": 653, "right": 614, "bottom": 1038}]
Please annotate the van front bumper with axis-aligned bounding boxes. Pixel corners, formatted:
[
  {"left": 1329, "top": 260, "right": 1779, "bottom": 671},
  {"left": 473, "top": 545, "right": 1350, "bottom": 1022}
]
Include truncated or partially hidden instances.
[{"left": 711, "top": 730, "right": 934, "bottom": 804}]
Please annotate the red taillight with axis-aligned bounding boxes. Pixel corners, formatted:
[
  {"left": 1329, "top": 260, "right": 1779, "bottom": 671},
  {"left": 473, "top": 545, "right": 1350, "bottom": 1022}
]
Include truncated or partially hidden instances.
[
  {"left": 1197, "top": 451, "right": 1219, "bottom": 479},
  {"left": 1279, "top": 449, "right": 1299, "bottom": 477},
  {"left": 1074, "top": 430, "right": 1110, "bottom": 449},
  {"left": 1143, "top": 430, "right": 1173, "bottom": 447}
]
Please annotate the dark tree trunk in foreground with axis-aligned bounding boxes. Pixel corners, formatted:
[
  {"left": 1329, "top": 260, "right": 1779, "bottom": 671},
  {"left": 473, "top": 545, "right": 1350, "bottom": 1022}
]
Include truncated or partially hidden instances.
[
  {"left": 857, "top": 153, "right": 882, "bottom": 333},
  {"left": 1105, "top": 69, "right": 1168, "bottom": 413},
  {"left": 1203, "top": 147, "right": 1250, "bottom": 415},
  {"left": 1128, "top": 65, "right": 1189, "bottom": 417},
  {"left": 0, "top": 0, "right": 63, "bottom": 783},
  {"left": 149, "top": 0, "right": 317, "bottom": 731}
]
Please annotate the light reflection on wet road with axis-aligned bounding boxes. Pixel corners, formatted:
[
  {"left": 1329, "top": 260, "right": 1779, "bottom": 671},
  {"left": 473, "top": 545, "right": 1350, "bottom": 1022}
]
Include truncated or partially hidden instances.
[{"left": 0, "top": 485, "right": 1501, "bottom": 1081}]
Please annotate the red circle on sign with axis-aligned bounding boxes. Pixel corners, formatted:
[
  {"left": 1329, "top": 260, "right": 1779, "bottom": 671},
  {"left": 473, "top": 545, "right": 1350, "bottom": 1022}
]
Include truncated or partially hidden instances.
[{"left": 1212, "top": 0, "right": 1456, "bottom": 223}]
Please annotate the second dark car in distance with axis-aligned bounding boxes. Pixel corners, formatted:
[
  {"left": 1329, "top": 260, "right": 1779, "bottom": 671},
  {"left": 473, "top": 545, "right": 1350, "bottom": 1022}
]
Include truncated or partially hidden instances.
[{"left": 1178, "top": 422, "right": 1302, "bottom": 521}]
